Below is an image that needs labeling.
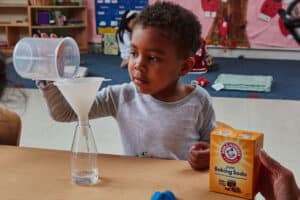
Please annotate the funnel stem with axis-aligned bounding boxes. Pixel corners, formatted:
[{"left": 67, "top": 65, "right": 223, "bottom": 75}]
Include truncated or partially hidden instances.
[{"left": 78, "top": 117, "right": 89, "bottom": 126}]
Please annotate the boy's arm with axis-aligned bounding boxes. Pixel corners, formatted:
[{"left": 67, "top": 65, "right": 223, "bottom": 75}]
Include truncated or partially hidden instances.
[
  {"left": 198, "top": 95, "right": 217, "bottom": 143},
  {"left": 39, "top": 82, "right": 77, "bottom": 122},
  {"left": 38, "top": 81, "right": 122, "bottom": 122},
  {"left": 188, "top": 89, "right": 216, "bottom": 170}
]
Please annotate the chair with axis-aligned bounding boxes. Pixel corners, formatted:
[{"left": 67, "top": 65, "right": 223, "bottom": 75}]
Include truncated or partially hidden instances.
[{"left": 0, "top": 107, "right": 21, "bottom": 146}]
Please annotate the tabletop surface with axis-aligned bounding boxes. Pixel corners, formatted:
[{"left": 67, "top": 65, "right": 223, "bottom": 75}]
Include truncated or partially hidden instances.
[{"left": 0, "top": 145, "right": 241, "bottom": 199}]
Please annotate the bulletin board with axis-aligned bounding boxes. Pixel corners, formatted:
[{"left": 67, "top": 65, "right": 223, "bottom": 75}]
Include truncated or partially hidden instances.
[
  {"left": 95, "top": 0, "right": 148, "bottom": 34},
  {"left": 147, "top": 0, "right": 299, "bottom": 49}
]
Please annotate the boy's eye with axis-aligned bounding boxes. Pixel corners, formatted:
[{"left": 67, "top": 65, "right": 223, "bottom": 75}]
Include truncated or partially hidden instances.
[
  {"left": 148, "top": 56, "right": 160, "bottom": 62},
  {"left": 130, "top": 51, "right": 138, "bottom": 57}
]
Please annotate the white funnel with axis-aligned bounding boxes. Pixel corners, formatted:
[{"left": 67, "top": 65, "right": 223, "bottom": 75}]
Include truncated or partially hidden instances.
[{"left": 54, "top": 77, "right": 106, "bottom": 124}]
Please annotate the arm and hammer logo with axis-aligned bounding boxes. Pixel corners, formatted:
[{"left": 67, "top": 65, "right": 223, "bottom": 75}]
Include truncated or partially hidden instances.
[{"left": 220, "top": 142, "right": 242, "bottom": 164}]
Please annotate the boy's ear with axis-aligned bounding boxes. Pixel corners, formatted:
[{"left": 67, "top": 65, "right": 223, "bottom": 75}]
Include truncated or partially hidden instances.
[{"left": 179, "top": 56, "right": 195, "bottom": 77}]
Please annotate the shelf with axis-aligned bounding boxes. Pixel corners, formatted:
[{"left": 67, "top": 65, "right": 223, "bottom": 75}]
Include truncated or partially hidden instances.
[
  {"left": 0, "top": 46, "right": 87, "bottom": 55},
  {"left": 0, "top": 23, "right": 29, "bottom": 27},
  {"left": 31, "top": 25, "right": 85, "bottom": 29},
  {"left": 79, "top": 46, "right": 88, "bottom": 54},
  {"left": 0, "top": 47, "right": 13, "bottom": 55},
  {"left": 0, "top": 1, "right": 88, "bottom": 54},
  {"left": 30, "top": 5, "right": 85, "bottom": 9},
  {"left": 0, "top": 4, "right": 28, "bottom": 8}
]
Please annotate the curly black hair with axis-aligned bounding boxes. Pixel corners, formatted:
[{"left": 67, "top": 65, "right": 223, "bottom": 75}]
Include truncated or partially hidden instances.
[
  {"left": 0, "top": 54, "right": 7, "bottom": 100},
  {"left": 134, "top": 1, "right": 202, "bottom": 58}
]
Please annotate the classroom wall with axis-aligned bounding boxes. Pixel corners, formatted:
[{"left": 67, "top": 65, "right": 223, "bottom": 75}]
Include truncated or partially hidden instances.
[
  {"left": 89, "top": 0, "right": 299, "bottom": 49},
  {"left": 148, "top": 0, "right": 299, "bottom": 48},
  {"left": 87, "top": 0, "right": 102, "bottom": 43}
]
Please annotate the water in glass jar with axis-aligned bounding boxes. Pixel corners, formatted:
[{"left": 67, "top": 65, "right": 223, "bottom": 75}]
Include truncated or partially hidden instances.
[{"left": 72, "top": 168, "right": 98, "bottom": 185}]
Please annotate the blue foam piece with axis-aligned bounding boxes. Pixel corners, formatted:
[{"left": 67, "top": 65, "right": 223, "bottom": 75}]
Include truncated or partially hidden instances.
[{"left": 151, "top": 190, "right": 176, "bottom": 200}]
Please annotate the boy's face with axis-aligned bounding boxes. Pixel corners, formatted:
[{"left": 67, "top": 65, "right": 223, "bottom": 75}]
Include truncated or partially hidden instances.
[{"left": 129, "top": 25, "right": 188, "bottom": 98}]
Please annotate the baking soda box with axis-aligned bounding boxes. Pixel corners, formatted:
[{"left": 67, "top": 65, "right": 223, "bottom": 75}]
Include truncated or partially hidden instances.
[{"left": 209, "top": 127, "right": 263, "bottom": 199}]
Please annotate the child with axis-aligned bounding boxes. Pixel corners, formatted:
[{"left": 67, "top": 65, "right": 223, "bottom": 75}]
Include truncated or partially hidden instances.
[
  {"left": 116, "top": 10, "right": 138, "bottom": 68},
  {"left": 39, "top": 2, "right": 216, "bottom": 170},
  {"left": 0, "top": 54, "right": 22, "bottom": 146},
  {"left": 0, "top": 54, "right": 7, "bottom": 99}
]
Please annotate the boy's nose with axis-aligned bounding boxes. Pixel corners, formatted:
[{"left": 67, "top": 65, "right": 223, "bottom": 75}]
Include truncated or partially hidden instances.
[{"left": 134, "top": 57, "right": 146, "bottom": 72}]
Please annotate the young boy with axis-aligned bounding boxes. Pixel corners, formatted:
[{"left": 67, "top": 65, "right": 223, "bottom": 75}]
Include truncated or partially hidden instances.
[{"left": 39, "top": 1, "right": 216, "bottom": 170}]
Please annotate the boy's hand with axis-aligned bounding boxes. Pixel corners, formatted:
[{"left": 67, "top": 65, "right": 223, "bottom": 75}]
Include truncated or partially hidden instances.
[
  {"left": 36, "top": 80, "right": 53, "bottom": 90},
  {"left": 188, "top": 141, "right": 210, "bottom": 170}
]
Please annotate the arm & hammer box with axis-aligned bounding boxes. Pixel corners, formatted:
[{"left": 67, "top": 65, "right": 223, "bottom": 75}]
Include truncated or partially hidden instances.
[{"left": 209, "top": 127, "right": 263, "bottom": 199}]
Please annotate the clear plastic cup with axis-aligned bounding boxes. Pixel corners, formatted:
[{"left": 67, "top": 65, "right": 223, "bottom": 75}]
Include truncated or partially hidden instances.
[{"left": 13, "top": 37, "right": 80, "bottom": 80}]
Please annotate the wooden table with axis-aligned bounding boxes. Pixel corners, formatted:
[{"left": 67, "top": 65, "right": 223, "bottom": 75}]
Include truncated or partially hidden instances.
[{"left": 0, "top": 145, "right": 241, "bottom": 199}]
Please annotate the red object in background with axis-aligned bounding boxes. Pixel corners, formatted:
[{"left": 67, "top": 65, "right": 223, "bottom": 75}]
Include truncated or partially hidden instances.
[
  {"left": 246, "top": 94, "right": 261, "bottom": 98},
  {"left": 201, "top": 0, "right": 211, "bottom": 11},
  {"left": 278, "top": 17, "right": 291, "bottom": 37},
  {"left": 260, "top": 0, "right": 282, "bottom": 19},
  {"left": 201, "top": 0, "right": 220, "bottom": 12},
  {"left": 229, "top": 40, "right": 238, "bottom": 48},
  {"left": 219, "top": 18, "right": 229, "bottom": 38},
  {"left": 194, "top": 77, "right": 210, "bottom": 87},
  {"left": 218, "top": 17, "right": 229, "bottom": 51},
  {"left": 191, "top": 38, "right": 208, "bottom": 74}
]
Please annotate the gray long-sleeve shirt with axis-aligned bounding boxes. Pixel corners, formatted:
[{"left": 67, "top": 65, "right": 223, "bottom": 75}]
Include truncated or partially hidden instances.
[{"left": 41, "top": 82, "right": 216, "bottom": 160}]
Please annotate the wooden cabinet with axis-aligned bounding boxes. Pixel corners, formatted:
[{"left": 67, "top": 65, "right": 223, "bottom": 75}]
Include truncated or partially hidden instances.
[
  {"left": 0, "top": 4, "right": 29, "bottom": 54},
  {"left": 0, "top": 1, "right": 88, "bottom": 55},
  {"left": 29, "top": 4, "right": 88, "bottom": 53}
]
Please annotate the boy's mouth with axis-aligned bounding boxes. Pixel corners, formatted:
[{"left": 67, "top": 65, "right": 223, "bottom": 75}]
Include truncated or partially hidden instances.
[
  {"left": 133, "top": 76, "right": 148, "bottom": 85},
  {"left": 132, "top": 70, "right": 148, "bottom": 85},
  {"left": 132, "top": 72, "right": 148, "bottom": 85}
]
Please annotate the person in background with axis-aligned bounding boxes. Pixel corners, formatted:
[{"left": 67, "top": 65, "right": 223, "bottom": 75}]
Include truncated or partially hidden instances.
[
  {"left": 0, "top": 54, "right": 7, "bottom": 99},
  {"left": 258, "top": 150, "right": 300, "bottom": 200},
  {"left": 0, "top": 54, "right": 22, "bottom": 145},
  {"left": 116, "top": 10, "right": 138, "bottom": 68},
  {"left": 0, "top": 55, "right": 26, "bottom": 103},
  {"left": 258, "top": 1, "right": 300, "bottom": 199},
  {"left": 38, "top": 1, "right": 216, "bottom": 169}
]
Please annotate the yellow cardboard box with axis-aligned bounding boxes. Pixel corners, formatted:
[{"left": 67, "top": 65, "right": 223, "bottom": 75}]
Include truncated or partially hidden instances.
[{"left": 209, "top": 127, "right": 263, "bottom": 199}]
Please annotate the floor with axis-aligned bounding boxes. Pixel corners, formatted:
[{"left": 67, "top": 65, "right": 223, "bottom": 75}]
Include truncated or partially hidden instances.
[{"left": 3, "top": 88, "right": 300, "bottom": 199}]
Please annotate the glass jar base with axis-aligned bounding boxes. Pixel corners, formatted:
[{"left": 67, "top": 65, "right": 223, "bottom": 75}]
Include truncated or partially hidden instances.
[{"left": 72, "top": 170, "right": 99, "bottom": 185}]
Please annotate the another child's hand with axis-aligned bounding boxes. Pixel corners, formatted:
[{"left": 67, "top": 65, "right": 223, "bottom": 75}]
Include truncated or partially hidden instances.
[
  {"left": 258, "top": 149, "right": 300, "bottom": 200},
  {"left": 188, "top": 141, "right": 210, "bottom": 170}
]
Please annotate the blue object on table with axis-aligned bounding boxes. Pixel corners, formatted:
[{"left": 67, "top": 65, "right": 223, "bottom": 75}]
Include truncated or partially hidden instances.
[{"left": 151, "top": 190, "right": 176, "bottom": 200}]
